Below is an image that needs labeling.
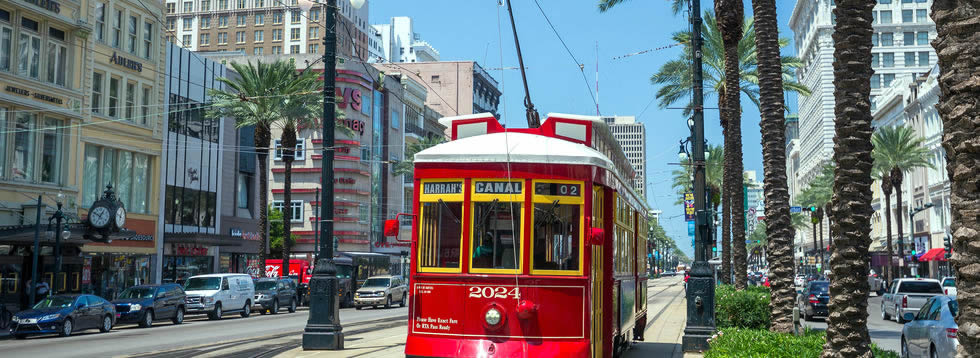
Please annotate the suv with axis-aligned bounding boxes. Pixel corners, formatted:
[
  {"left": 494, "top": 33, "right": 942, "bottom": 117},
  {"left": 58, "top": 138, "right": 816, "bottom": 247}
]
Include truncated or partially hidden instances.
[
  {"left": 354, "top": 275, "right": 407, "bottom": 310},
  {"left": 112, "top": 284, "right": 186, "bottom": 328},
  {"left": 253, "top": 278, "right": 298, "bottom": 315},
  {"left": 183, "top": 274, "right": 255, "bottom": 320}
]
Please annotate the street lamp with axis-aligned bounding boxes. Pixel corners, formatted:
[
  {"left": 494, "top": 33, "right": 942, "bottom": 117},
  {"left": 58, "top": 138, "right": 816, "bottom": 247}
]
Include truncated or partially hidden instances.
[
  {"left": 906, "top": 203, "right": 934, "bottom": 277},
  {"left": 297, "top": 0, "right": 363, "bottom": 350}
]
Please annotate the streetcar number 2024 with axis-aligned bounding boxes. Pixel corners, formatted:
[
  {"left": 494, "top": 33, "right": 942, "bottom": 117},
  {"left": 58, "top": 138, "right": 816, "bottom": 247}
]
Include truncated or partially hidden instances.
[{"left": 468, "top": 286, "right": 520, "bottom": 299}]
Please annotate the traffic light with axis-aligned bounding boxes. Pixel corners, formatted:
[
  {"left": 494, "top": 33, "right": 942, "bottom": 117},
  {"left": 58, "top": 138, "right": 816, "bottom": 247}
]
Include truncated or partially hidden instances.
[
  {"left": 809, "top": 206, "right": 817, "bottom": 212},
  {"left": 943, "top": 235, "right": 952, "bottom": 259}
]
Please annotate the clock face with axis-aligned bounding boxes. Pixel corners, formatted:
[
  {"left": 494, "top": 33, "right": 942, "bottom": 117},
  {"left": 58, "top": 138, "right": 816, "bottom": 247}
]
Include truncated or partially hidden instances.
[
  {"left": 115, "top": 206, "right": 127, "bottom": 228},
  {"left": 90, "top": 206, "right": 111, "bottom": 229}
]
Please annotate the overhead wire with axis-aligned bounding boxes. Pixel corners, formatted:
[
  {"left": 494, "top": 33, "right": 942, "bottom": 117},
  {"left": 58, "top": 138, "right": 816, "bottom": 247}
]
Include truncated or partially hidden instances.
[{"left": 531, "top": 0, "right": 599, "bottom": 115}]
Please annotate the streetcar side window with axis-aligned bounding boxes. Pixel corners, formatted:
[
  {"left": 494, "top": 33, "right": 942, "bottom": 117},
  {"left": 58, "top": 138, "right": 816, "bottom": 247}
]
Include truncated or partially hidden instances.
[
  {"left": 531, "top": 180, "right": 584, "bottom": 275},
  {"left": 418, "top": 201, "right": 463, "bottom": 271}
]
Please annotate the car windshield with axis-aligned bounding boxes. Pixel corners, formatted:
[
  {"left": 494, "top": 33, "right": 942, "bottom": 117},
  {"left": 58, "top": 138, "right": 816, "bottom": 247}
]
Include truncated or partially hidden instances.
[
  {"left": 255, "top": 281, "right": 277, "bottom": 290},
  {"left": 33, "top": 296, "right": 75, "bottom": 309},
  {"left": 336, "top": 265, "right": 353, "bottom": 279},
  {"left": 118, "top": 287, "right": 156, "bottom": 299},
  {"left": 363, "top": 278, "right": 389, "bottom": 287},
  {"left": 949, "top": 300, "right": 958, "bottom": 318},
  {"left": 810, "top": 282, "right": 830, "bottom": 293},
  {"left": 943, "top": 278, "right": 955, "bottom": 287},
  {"left": 899, "top": 281, "right": 943, "bottom": 294},
  {"left": 184, "top": 277, "right": 221, "bottom": 291}
]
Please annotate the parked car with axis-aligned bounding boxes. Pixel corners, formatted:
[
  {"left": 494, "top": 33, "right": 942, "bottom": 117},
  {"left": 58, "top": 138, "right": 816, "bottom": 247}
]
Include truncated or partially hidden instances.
[
  {"left": 881, "top": 278, "right": 944, "bottom": 323},
  {"left": 112, "top": 284, "right": 185, "bottom": 328},
  {"left": 253, "top": 278, "right": 298, "bottom": 315},
  {"left": 797, "top": 280, "right": 830, "bottom": 321},
  {"left": 183, "top": 274, "right": 255, "bottom": 320},
  {"left": 794, "top": 274, "right": 806, "bottom": 288},
  {"left": 10, "top": 295, "right": 115, "bottom": 338},
  {"left": 901, "top": 295, "right": 959, "bottom": 358},
  {"left": 941, "top": 276, "right": 956, "bottom": 297},
  {"left": 354, "top": 275, "right": 408, "bottom": 310},
  {"left": 868, "top": 270, "right": 883, "bottom": 296},
  {"left": 661, "top": 271, "right": 675, "bottom": 277}
]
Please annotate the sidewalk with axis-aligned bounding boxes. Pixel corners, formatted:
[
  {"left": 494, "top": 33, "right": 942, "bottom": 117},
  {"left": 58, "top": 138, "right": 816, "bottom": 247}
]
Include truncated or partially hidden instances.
[{"left": 277, "top": 323, "right": 407, "bottom": 358}]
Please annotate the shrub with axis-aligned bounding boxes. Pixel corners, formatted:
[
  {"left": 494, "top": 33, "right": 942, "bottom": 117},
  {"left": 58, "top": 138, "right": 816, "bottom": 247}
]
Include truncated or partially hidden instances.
[
  {"left": 714, "top": 284, "right": 770, "bottom": 330},
  {"left": 704, "top": 328, "right": 900, "bottom": 358}
]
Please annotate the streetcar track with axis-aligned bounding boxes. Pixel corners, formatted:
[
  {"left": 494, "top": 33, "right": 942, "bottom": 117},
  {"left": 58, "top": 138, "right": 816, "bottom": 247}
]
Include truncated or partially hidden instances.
[{"left": 645, "top": 279, "right": 684, "bottom": 331}]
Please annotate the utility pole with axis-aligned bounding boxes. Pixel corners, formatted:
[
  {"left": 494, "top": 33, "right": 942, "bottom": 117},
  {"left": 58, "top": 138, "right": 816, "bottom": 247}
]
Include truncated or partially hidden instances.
[
  {"left": 682, "top": 0, "right": 715, "bottom": 350},
  {"left": 52, "top": 202, "right": 65, "bottom": 294},
  {"left": 29, "top": 195, "right": 42, "bottom": 306}
]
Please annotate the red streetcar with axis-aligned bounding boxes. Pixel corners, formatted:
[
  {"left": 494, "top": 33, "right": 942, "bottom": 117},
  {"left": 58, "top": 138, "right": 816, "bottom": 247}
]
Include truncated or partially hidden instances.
[{"left": 386, "top": 113, "right": 649, "bottom": 357}]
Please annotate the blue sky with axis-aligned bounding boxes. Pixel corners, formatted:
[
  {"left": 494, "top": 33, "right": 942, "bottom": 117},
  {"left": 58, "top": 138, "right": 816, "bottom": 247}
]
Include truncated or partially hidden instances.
[{"left": 370, "top": 0, "right": 801, "bottom": 258}]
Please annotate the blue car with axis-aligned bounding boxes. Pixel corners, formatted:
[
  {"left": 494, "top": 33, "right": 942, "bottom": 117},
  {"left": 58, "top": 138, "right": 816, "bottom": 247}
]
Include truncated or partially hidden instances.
[
  {"left": 9, "top": 294, "right": 115, "bottom": 338},
  {"left": 111, "top": 284, "right": 186, "bottom": 328}
]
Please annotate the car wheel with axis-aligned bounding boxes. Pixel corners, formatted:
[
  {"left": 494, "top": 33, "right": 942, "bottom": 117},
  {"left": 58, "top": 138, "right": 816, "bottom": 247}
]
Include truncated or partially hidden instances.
[
  {"left": 241, "top": 302, "right": 251, "bottom": 318},
  {"left": 400, "top": 294, "right": 406, "bottom": 308},
  {"left": 209, "top": 303, "right": 222, "bottom": 320},
  {"left": 385, "top": 296, "right": 391, "bottom": 309},
  {"left": 881, "top": 304, "right": 890, "bottom": 320},
  {"left": 172, "top": 308, "right": 184, "bottom": 325},
  {"left": 930, "top": 345, "right": 938, "bottom": 358},
  {"left": 271, "top": 299, "right": 279, "bottom": 315},
  {"left": 901, "top": 337, "right": 909, "bottom": 358},
  {"left": 100, "top": 315, "right": 113, "bottom": 333},
  {"left": 896, "top": 307, "right": 905, "bottom": 323},
  {"left": 355, "top": 306, "right": 362, "bottom": 310},
  {"left": 344, "top": 294, "right": 352, "bottom": 308},
  {"left": 288, "top": 298, "right": 297, "bottom": 313},
  {"left": 13, "top": 334, "right": 26, "bottom": 340},
  {"left": 59, "top": 318, "right": 73, "bottom": 337},
  {"left": 139, "top": 310, "right": 153, "bottom": 328}
]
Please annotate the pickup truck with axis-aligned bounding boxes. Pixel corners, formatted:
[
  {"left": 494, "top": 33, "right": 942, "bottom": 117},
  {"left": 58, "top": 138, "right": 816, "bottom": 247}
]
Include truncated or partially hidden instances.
[
  {"left": 880, "top": 278, "right": 944, "bottom": 323},
  {"left": 941, "top": 276, "right": 957, "bottom": 296}
]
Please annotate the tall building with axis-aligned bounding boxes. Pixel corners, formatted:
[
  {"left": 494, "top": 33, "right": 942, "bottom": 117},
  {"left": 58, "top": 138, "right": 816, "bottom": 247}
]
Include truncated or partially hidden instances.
[
  {"left": 164, "top": 0, "right": 369, "bottom": 60},
  {"left": 789, "top": 0, "right": 936, "bottom": 191},
  {"left": 372, "top": 16, "right": 440, "bottom": 63},
  {"left": 601, "top": 116, "right": 647, "bottom": 200},
  {"left": 379, "top": 61, "right": 501, "bottom": 119}
]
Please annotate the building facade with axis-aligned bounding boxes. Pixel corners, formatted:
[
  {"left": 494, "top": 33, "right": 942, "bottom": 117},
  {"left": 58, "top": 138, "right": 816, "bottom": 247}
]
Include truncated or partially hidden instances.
[
  {"left": 789, "top": 0, "right": 937, "bottom": 192},
  {"left": 164, "top": 0, "right": 369, "bottom": 60},
  {"left": 372, "top": 16, "right": 439, "bottom": 63},
  {"left": 602, "top": 115, "right": 647, "bottom": 201},
  {"left": 379, "top": 61, "right": 501, "bottom": 119}
]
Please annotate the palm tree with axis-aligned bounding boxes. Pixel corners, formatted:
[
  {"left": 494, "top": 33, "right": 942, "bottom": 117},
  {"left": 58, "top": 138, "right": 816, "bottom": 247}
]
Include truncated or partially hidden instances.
[
  {"left": 598, "top": 0, "right": 687, "bottom": 16},
  {"left": 672, "top": 145, "right": 725, "bottom": 279},
  {"left": 930, "top": 3, "right": 978, "bottom": 354},
  {"left": 799, "top": 163, "right": 833, "bottom": 267},
  {"left": 392, "top": 135, "right": 444, "bottom": 176},
  {"left": 871, "top": 125, "right": 934, "bottom": 279},
  {"left": 875, "top": 171, "right": 896, "bottom": 282},
  {"left": 822, "top": 2, "right": 876, "bottom": 356}
]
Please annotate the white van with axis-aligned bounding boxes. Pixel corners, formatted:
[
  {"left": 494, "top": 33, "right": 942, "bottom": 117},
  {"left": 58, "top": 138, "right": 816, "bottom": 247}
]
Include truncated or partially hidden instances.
[{"left": 182, "top": 274, "right": 255, "bottom": 320}]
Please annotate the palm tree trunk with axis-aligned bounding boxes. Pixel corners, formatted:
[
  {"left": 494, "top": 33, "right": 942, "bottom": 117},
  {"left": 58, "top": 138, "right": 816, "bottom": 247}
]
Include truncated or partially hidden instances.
[
  {"left": 255, "top": 127, "right": 271, "bottom": 278},
  {"left": 750, "top": 0, "right": 796, "bottom": 330},
  {"left": 930, "top": 3, "right": 979, "bottom": 354},
  {"left": 280, "top": 126, "right": 297, "bottom": 278},
  {"left": 882, "top": 178, "right": 894, "bottom": 283},
  {"left": 818, "top": 208, "right": 824, "bottom": 267},
  {"left": 720, "top": 93, "right": 732, "bottom": 285},
  {"left": 716, "top": 0, "right": 745, "bottom": 290},
  {"left": 822, "top": 1, "right": 875, "bottom": 355},
  {"left": 812, "top": 220, "right": 818, "bottom": 273},
  {"left": 891, "top": 168, "right": 905, "bottom": 278}
]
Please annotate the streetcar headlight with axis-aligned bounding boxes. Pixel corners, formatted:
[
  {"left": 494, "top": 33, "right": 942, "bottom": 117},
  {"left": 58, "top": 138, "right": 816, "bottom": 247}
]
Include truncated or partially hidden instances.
[{"left": 485, "top": 308, "right": 502, "bottom": 326}]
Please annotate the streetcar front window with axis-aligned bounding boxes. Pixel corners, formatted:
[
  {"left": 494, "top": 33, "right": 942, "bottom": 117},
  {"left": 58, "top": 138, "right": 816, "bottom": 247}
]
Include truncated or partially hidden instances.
[
  {"left": 471, "top": 201, "right": 522, "bottom": 271},
  {"left": 532, "top": 202, "right": 580, "bottom": 272},
  {"left": 418, "top": 200, "right": 463, "bottom": 270}
]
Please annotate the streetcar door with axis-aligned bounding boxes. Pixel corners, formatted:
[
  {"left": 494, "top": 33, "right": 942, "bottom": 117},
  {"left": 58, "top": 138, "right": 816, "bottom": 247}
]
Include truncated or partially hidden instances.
[{"left": 590, "top": 185, "right": 604, "bottom": 358}]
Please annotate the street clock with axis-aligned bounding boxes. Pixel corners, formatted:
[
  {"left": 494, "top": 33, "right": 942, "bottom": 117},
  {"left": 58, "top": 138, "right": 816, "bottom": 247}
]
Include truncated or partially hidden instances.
[{"left": 86, "top": 185, "right": 126, "bottom": 238}]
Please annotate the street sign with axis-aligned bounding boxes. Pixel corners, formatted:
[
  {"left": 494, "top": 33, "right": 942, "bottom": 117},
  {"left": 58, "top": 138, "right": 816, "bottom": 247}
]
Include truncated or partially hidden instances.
[
  {"left": 790, "top": 206, "right": 802, "bottom": 213},
  {"left": 684, "top": 192, "right": 695, "bottom": 221}
]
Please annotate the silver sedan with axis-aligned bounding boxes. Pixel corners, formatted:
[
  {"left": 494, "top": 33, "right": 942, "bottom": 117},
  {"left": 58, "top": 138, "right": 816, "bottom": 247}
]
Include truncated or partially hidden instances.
[{"left": 901, "top": 295, "right": 959, "bottom": 358}]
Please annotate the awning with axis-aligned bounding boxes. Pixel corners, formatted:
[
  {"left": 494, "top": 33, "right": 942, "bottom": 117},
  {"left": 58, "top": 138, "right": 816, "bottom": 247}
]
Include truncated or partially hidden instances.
[{"left": 918, "top": 248, "right": 947, "bottom": 262}]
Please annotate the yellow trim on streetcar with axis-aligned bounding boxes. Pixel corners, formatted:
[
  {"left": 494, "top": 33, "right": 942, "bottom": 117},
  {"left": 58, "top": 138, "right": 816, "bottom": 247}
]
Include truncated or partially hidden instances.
[
  {"left": 530, "top": 179, "right": 585, "bottom": 276},
  {"left": 468, "top": 178, "right": 525, "bottom": 275},
  {"left": 417, "top": 179, "right": 466, "bottom": 274}
]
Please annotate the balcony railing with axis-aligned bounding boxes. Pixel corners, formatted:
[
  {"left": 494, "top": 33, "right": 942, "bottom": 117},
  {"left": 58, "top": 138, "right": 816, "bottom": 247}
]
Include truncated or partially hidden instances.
[{"left": 406, "top": 121, "right": 426, "bottom": 138}]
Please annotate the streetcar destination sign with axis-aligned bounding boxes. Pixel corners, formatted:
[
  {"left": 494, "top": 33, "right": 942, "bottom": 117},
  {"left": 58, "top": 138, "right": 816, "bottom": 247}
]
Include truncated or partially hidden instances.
[
  {"left": 534, "top": 182, "right": 581, "bottom": 197},
  {"left": 423, "top": 182, "right": 462, "bottom": 194},
  {"left": 475, "top": 181, "right": 523, "bottom": 194}
]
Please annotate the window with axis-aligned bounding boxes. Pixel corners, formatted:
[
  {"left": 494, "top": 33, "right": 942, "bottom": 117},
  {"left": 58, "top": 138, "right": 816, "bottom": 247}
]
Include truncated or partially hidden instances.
[
  {"left": 183, "top": 18, "right": 192, "bottom": 30},
  {"left": 181, "top": 34, "right": 191, "bottom": 47},
  {"left": 237, "top": 15, "right": 246, "bottom": 27},
  {"left": 236, "top": 31, "right": 245, "bottom": 43},
  {"left": 290, "top": 28, "right": 300, "bottom": 41},
  {"left": 125, "top": 82, "right": 136, "bottom": 121},
  {"left": 46, "top": 33, "right": 67, "bottom": 86},
  {"left": 255, "top": 14, "right": 264, "bottom": 25},
  {"left": 272, "top": 29, "right": 282, "bottom": 41},
  {"left": 273, "top": 11, "right": 283, "bottom": 24},
  {"left": 902, "top": 0, "right": 912, "bottom": 3},
  {"left": 272, "top": 200, "right": 303, "bottom": 222},
  {"left": 391, "top": 110, "right": 399, "bottom": 129},
  {"left": 871, "top": 53, "right": 879, "bottom": 68},
  {"left": 217, "top": 32, "right": 228, "bottom": 44},
  {"left": 112, "top": 9, "right": 122, "bottom": 48},
  {"left": 272, "top": 139, "right": 305, "bottom": 160},
  {"left": 919, "top": 52, "right": 929, "bottom": 67},
  {"left": 253, "top": 47, "right": 263, "bottom": 55},
  {"left": 881, "top": 32, "right": 893, "bottom": 46},
  {"left": 871, "top": 33, "right": 878, "bottom": 46},
  {"left": 308, "top": 44, "right": 318, "bottom": 53},
  {"left": 309, "top": 27, "right": 319, "bottom": 39},
  {"left": 254, "top": 30, "right": 263, "bottom": 42},
  {"left": 143, "top": 21, "right": 153, "bottom": 59},
  {"left": 289, "top": 44, "right": 299, "bottom": 53},
  {"left": 95, "top": 3, "right": 106, "bottom": 43},
  {"left": 902, "top": 10, "right": 913, "bottom": 23},
  {"left": 183, "top": 1, "right": 193, "bottom": 12},
  {"left": 219, "top": 0, "right": 228, "bottom": 9},
  {"left": 92, "top": 72, "right": 104, "bottom": 114},
  {"left": 311, "top": 8, "right": 321, "bottom": 21},
  {"left": 166, "top": 2, "right": 176, "bottom": 13},
  {"left": 200, "top": 16, "right": 211, "bottom": 29},
  {"left": 199, "top": 33, "right": 210, "bottom": 45},
  {"left": 917, "top": 32, "right": 928, "bottom": 45},
  {"left": 884, "top": 73, "right": 895, "bottom": 87},
  {"left": 271, "top": 46, "right": 281, "bottom": 54},
  {"left": 12, "top": 113, "right": 35, "bottom": 181},
  {"left": 219, "top": 15, "right": 229, "bottom": 28},
  {"left": 17, "top": 27, "right": 41, "bottom": 79},
  {"left": 201, "top": 0, "right": 210, "bottom": 10},
  {"left": 878, "top": 0, "right": 890, "bottom": 4},
  {"left": 880, "top": 10, "right": 892, "bottom": 23},
  {"left": 470, "top": 180, "right": 523, "bottom": 273},
  {"left": 108, "top": 77, "right": 120, "bottom": 117},
  {"left": 164, "top": 185, "right": 216, "bottom": 226},
  {"left": 916, "top": 9, "right": 927, "bottom": 23},
  {"left": 141, "top": 86, "right": 151, "bottom": 125},
  {"left": 905, "top": 52, "right": 916, "bottom": 67},
  {"left": 871, "top": 74, "right": 880, "bottom": 89},
  {"left": 255, "top": 0, "right": 264, "bottom": 7},
  {"left": 291, "top": 10, "right": 301, "bottom": 23},
  {"left": 903, "top": 32, "right": 914, "bottom": 46},
  {"left": 883, "top": 52, "right": 895, "bottom": 67},
  {"left": 236, "top": 0, "right": 246, "bottom": 9},
  {"left": 166, "top": 19, "right": 175, "bottom": 31},
  {"left": 532, "top": 181, "right": 582, "bottom": 274},
  {"left": 418, "top": 180, "right": 463, "bottom": 272},
  {"left": 237, "top": 173, "right": 250, "bottom": 209}
]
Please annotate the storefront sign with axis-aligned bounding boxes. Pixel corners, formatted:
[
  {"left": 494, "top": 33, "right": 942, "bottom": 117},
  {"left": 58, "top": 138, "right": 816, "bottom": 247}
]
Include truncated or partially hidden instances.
[
  {"left": 337, "top": 118, "right": 365, "bottom": 136},
  {"left": 335, "top": 208, "right": 349, "bottom": 215},
  {"left": 82, "top": 257, "right": 92, "bottom": 284},
  {"left": 230, "top": 228, "right": 261, "bottom": 241},
  {"left": 336, "top": 146, "right": 351, "bottom": 154},
  {"left": 109, "top": 52, "right": 144, "bottom": 72},
  {"left": 23, "top": 0, "right": 60, "bottom": 13},
  {"left": 474, "top": 181, "right": 522, "bottom": 195},
  {"left": 335, "top": 177, "right": 355, "bottom": 185},
  {"left": 171, "top": 243, "right": 209, "bottom": 256},
  {"left": 423, "top": 182, "right": 462, "bottom": 195},
  {"left": 121, "top": 234, "right": 154, "bottom": 241},
  {"left": 336, "top": 87, "right": 362, "bottom": 111},
  {"left": 4, "top": 84, "right": 64, "bottom": 105}
]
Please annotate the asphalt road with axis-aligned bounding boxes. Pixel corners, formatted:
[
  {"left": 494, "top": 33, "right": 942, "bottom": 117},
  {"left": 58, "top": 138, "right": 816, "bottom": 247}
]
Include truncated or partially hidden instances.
[
  {"left": 802, "top": 295, "right": 903, "bottom": 353},
  {"left": 0, "top": 305, "right": 408, "bottom": 358}
]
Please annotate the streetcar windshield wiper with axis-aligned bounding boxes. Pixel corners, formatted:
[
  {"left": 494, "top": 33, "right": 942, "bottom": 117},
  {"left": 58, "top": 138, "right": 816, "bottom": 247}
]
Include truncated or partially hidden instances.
[
  {"left": 477, "top": 199, "right": 501, "bottom": 226},
  {"left": 437, "top": 199, "right": 461, "bottom": 224}
]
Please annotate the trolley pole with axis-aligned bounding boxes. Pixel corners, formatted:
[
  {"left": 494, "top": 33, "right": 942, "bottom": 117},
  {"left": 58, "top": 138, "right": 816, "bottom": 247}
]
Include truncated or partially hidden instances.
[
  {"left": 303, "top": 0, "right": 343, "bottom": 349},
  {"left": 682, "top": 0, "right": 716, "bottom": 351}
]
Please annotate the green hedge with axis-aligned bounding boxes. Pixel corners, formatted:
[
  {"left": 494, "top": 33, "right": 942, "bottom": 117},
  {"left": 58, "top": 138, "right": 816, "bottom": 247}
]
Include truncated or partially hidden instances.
[
  {"left": 714, "top": 284, "right": 770, "bottom": 330},
  {"left": 704, "top": 328, "right": 900, "bottom": 358}
]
